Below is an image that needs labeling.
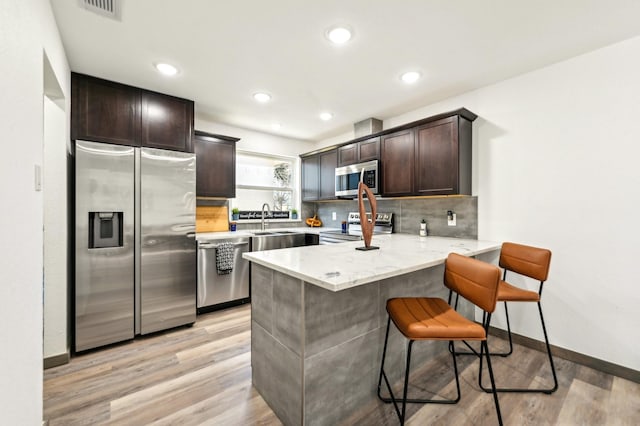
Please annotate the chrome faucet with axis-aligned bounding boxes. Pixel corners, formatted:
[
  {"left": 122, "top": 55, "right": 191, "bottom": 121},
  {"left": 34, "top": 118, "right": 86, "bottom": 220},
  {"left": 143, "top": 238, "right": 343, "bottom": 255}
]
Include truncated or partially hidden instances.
[{"left": 261, "top": 203, "right": 271, "bottom": 230}]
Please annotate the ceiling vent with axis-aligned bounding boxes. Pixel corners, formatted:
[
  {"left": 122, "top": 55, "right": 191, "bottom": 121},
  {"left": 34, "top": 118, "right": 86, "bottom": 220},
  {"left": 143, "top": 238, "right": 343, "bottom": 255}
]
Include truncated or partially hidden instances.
[
  {"left": 79, "top": 0, "right": 120, "bottom": 21},
  {"left": 354, "top": 118, "right": 383, "bottom": 138}
]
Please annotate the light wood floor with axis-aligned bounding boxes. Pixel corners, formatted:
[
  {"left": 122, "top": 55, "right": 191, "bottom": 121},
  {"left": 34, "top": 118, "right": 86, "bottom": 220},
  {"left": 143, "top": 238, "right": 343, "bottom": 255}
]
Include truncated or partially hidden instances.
[{"left": 44, "top": 304, "right": 640, "bottom": 425}]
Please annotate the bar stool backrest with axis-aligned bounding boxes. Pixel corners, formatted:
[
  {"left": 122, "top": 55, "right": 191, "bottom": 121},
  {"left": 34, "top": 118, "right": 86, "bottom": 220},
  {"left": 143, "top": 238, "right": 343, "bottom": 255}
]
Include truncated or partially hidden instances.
[
  {"left": 444, "top": 253, "right": 501, "bottom": 314},
  {"left": 499, "top": 242, "right": 552, "bottom": 282}
]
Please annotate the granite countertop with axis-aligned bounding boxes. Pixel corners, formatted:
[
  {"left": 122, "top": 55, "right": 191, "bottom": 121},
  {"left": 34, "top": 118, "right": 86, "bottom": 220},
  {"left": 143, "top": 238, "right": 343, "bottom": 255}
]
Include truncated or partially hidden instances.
[
  {"left": 243, "top": 234, "right": 500, "bottom": 292},
  {"left": 196, "top": 226, "right": 334, "bottom": 241}
]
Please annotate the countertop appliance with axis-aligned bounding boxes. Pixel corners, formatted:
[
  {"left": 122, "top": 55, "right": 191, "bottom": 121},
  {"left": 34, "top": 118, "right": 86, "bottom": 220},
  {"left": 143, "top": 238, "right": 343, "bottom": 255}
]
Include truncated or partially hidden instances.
[
  {"left": 319, "top": 212, "right": 393, "bottom": 244},
  {"left": 74, "top": 140, "right": 196, "bottom": 352},
  {"left": 197, "top": 237, "right": 250, "bottom": 311},
  {"left": 335, "top": 159, "right": 378, "bottom": 197}
]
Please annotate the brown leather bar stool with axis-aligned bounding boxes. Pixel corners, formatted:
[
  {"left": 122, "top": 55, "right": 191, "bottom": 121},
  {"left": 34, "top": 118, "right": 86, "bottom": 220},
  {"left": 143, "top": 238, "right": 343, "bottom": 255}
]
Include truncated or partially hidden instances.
[
  {"left": 478, "top": 241, "right": 558, "bottom": 394},
  {"left": 377, "top": 253, "right": 503, "bottom": 426}
]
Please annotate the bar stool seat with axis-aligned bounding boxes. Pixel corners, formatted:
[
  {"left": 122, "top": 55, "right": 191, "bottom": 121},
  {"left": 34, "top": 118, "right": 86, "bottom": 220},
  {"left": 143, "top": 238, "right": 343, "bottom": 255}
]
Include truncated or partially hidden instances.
[
  {"left": 387, "top": 298, "right": 486, "bottom": 341},
  {"left": 497, "top": 280, "right": 539, "bottom": 302}
]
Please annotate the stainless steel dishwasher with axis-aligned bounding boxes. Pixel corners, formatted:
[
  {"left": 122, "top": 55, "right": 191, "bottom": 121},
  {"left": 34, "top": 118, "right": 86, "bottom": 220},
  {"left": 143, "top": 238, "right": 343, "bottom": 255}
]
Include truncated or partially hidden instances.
[{"left": 197, "top": 236, "right": 250, "bottom": 312}]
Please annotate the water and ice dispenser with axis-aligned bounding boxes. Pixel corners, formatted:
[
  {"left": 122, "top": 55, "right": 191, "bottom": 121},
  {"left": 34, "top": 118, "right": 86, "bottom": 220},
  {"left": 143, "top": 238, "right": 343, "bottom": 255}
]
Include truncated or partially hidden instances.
[{"left": 88, "top": 211, "right": 123, "bottom": 248}]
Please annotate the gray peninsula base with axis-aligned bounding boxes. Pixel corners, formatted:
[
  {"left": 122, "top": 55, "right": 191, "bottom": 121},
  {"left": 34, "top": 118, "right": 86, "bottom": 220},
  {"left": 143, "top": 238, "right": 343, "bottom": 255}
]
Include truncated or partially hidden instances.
[{"left": 250, "top": 254, "right": 495, "bottom": 426}]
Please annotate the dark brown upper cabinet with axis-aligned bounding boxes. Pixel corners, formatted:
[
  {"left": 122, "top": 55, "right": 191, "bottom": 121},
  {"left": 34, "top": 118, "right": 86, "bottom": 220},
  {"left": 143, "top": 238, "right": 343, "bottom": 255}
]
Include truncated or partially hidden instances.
[
  {"left": 414, "top": 116, "right": 471, "bottom": 196},
  {"left": 72, "top": 73, "right": 141, "bottom": 146},
  {"left": 358, "top": 137, "right": 380, "bottom": 162},
  {"left": 301, "top": 108, "right": 476, "bottom": 199},
  {"left": 380, "top": 130, "right": 415, "bottom": 196},
  {"left": 337, "top": 136, "right": 380, "bottom": 166},
  {"left": 194, "top": 131, "right": 239, "bottom": 198},
  {"left": 319, "top": 149, "right": 338, "bottom": 200},
  {"left": 337, "top": 143, "right": 358, "bottom": 167},
  {"left": 141, "top": 91, "right": 194, "bottom": 152},
  {"left": 302, "top": 155, "right": 320, "bottom": 201},
  {"left": 301, "top": 149, "right": 338, "bottom": 201},
  {"left": 71, "top": 73, "right": 194, "bottom": 152}
]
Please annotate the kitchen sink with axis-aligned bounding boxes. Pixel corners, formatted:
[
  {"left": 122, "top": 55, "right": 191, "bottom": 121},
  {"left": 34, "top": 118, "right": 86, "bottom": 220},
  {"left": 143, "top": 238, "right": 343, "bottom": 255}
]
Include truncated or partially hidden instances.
[{"left": 251, "top": 231, "right": 309, "bottom": 252}]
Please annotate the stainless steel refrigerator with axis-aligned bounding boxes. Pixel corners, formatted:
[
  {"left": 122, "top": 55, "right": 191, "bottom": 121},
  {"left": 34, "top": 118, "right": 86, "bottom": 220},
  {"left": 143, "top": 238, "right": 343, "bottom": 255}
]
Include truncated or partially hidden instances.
[{"left": 74, "top": 140, "right": 196, "bottom": 352}]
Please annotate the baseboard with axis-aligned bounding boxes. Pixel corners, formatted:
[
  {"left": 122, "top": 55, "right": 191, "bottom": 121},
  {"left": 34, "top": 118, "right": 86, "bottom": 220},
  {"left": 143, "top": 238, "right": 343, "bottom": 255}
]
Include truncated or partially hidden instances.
[
  {"left": 489, "top": 326, "right": 640, "bottom": 384},
  {"left": 44, "top": 352, "right": 70, "bottom": 369}
]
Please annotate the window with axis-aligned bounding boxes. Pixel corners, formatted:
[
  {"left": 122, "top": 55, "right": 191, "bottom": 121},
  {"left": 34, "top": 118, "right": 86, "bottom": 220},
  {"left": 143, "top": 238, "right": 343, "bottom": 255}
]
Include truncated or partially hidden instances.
[{"left": 230, "top": 151, "right": 300, "bottom": 221}]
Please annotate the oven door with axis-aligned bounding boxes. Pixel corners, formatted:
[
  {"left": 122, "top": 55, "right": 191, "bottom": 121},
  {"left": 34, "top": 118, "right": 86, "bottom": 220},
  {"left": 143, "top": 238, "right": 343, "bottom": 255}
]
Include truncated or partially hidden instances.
[{"left": 335, "top": 160, "right": 378, "bottom": 197}]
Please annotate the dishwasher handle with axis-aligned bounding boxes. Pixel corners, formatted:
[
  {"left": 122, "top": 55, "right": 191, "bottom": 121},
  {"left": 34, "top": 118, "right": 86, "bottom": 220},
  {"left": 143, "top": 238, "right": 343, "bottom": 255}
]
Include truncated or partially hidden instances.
[{"left": 199, "top": 241, "right": 249, "bottom": 249}]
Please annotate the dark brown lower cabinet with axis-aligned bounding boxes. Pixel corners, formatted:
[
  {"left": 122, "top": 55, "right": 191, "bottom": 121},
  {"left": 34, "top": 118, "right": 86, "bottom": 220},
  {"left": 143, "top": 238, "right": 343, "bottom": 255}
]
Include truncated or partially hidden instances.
[{"left": 195, "top": 131, "right": 239, "bottom": 198}]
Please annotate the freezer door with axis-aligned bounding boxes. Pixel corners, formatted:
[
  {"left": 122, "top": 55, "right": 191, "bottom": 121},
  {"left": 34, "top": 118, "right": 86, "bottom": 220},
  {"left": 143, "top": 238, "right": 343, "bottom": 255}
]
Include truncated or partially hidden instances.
[
  {"left": 139, "top": 147, "right": 196, "bottom": 334},
  {"left": 75, "top": 140, "right": 135, "bottom": 351}
]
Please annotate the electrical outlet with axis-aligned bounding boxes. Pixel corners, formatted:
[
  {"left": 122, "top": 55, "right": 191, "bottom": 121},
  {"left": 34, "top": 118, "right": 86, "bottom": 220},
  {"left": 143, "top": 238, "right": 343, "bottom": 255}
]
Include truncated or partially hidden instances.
[
  {"left": 332, "top": 212, "right": 337, "bottom": 220},
  {"left": 448, "top": 213, "right": 457, "bottom": 226}
]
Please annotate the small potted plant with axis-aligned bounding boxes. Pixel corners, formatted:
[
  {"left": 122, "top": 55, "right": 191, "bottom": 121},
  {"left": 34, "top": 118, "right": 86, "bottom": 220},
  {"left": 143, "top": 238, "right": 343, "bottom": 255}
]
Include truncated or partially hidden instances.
[
  {"left": 291, "top": 208, "right": 298, "bottom": 220},
  {"left": 232, "top": 207, "right": 240, "bottom": 221}
]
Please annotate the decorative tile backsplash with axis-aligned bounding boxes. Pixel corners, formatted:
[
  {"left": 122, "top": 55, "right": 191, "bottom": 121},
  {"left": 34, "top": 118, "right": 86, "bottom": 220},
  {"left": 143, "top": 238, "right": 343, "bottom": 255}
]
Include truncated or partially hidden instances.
[
  {"left": 195, "top": 196, "right": 477, "bottom": 239},
  {"left": 306, "top": 196, "right": 477, "bottom": 239}
]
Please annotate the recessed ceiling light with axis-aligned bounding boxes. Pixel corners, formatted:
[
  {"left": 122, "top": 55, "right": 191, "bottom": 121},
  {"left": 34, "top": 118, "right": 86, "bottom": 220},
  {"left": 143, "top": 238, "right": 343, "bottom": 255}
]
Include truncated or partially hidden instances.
[
  {"left": 271, "top": 123, "right": 282, "bottom": 131},
  {"left": 320, "top": 112, "right": 333, "bottom": 121},
  {"left": 253, "top": 92, "right": 272, "bottom": 103},
  {"left": 155, "top": 62, "right": 178, "bottom": 76},
  {"left": 326, "top": 26, "right": 352, "bottom": 44},
  {"left": 401, "top": 71, "right": 421, "bottom": 84}
]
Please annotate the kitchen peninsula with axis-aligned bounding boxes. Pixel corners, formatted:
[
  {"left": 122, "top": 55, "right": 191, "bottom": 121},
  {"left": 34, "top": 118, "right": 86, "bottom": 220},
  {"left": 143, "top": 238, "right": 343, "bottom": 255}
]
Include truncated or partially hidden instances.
[{"left": 243, "top": 235, "right": 500, "bottom": 425}]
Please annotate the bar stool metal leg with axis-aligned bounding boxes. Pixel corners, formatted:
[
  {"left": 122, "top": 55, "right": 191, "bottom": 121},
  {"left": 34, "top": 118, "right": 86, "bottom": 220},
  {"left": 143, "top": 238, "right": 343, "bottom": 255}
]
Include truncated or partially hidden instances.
[
  {"left": 377, "top": 317, "right": 463, "bottom": 425},
  {"left": 479, "top": 300, "right": 558, "bottom": 394}
]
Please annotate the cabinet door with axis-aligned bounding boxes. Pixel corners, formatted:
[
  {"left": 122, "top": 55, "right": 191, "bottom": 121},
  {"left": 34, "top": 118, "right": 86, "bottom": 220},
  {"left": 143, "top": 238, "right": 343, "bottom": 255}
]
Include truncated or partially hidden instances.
[
  {"left": 141, "top": 92, "right": 194, "bottom": 152},
  {"left": 319, "top": 150, "right": 338, "bottom": 200},
  {"left": 414, "top": 117, "right": 458, "bottom": 195},
  {"left": 301, "top": 155, "right": 320, "bottom": 201},
  {"left": 72, "top": 73, "right": 140, "bottom": 146},
  {"left": 337, "top": 143, "right": 358, "bottom": 166},
  {"left": 358, "top": 137, "right": 380, "bottom": 162},
  {"left": 381, "top": 130, "right": 414, "bottom": 196},
  {"left": 195, "top": 135, "right": 236, "bottom": 198}
]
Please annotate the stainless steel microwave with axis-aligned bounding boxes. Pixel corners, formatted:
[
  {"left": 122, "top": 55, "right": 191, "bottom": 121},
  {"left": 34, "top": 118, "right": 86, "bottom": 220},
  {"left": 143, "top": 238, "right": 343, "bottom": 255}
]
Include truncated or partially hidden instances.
[{"left": 335, "top": 160, "right": 379, "bottom": 197}]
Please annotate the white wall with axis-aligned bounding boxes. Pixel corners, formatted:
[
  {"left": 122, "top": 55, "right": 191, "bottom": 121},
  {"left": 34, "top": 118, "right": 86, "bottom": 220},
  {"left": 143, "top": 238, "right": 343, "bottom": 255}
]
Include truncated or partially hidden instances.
[
  {"left": 0, "top": 0, "right": 70, "bottom": 424},
  {"left": 195, "top": 116, "right": 316, "bottom": 156},
  {"left": 318, "top": 36, "right": 640, "bottom": 371},
  {"left": 43, "top": 94, "right": 68, "bottom": 359}
]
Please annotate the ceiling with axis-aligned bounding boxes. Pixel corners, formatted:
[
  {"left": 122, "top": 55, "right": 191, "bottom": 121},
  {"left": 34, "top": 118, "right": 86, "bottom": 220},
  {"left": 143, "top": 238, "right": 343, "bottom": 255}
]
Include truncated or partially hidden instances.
[{"left": 51, "top": 0, "right": 640, "bottom": 142}]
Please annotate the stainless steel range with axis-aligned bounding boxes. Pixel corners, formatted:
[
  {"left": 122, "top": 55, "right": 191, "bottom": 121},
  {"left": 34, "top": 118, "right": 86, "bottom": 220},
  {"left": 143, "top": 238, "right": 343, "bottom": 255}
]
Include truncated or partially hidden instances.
[{"left": 319, "top": 212, "right": 393, "bottom": 244}]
